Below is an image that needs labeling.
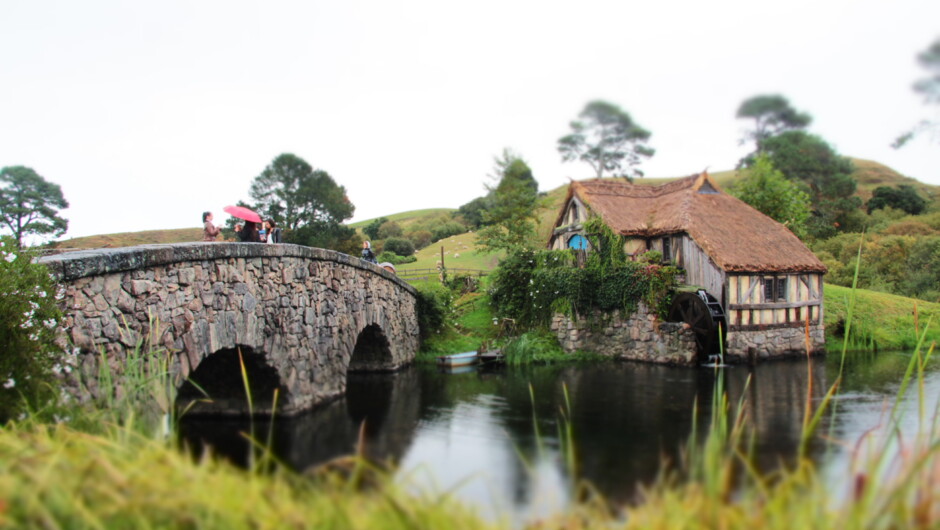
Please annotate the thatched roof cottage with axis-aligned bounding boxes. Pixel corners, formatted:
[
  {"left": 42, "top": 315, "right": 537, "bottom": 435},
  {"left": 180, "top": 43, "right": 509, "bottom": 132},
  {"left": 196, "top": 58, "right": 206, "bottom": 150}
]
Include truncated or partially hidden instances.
[{"left": 548, "top": 172, "right": 826, "bottom": 362}]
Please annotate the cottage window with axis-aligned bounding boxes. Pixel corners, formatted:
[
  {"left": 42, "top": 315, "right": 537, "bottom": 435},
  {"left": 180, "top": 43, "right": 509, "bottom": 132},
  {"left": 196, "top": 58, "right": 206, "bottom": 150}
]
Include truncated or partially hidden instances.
[
  {"left": 762, "top": 276, "right": 787, "bottom": 302},
  {"left": 662, "top": 237, "right": 671, "bottom": 263}
]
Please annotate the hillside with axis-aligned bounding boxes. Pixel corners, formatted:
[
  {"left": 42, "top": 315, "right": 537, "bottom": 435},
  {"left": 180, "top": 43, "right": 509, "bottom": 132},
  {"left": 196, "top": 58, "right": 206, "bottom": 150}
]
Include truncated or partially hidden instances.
[
  {"left": 824, "top": 283, "right": 940, "bottom": 350},
  {"left": 847, "top": 158, "right": 939, "bottom": 204},
  {"left": 53, "top": 228, "right": 205, "bottom": 249},
  {"left": 49, "top": 158, "right": 935, "bottom": 254}
]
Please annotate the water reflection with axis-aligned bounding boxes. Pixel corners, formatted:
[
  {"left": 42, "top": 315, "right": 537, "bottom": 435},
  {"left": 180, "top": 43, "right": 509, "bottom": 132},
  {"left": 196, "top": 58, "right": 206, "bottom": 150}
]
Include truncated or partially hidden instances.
[{"left": 179, "top": 353, "right": 932, "bottom": 520}]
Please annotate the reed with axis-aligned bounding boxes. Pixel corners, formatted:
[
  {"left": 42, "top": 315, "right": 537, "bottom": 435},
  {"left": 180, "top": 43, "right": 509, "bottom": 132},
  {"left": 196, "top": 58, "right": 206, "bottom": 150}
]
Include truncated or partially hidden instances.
[{"left": 0, "top": 420, "right": 493, "bottom": 529}]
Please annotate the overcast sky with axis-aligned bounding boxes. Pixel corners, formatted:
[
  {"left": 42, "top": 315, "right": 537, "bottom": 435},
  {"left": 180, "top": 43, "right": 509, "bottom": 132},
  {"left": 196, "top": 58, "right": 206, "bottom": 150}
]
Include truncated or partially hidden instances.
[{"left": 2, "top": 0, "right": 939, "bottom": 241}]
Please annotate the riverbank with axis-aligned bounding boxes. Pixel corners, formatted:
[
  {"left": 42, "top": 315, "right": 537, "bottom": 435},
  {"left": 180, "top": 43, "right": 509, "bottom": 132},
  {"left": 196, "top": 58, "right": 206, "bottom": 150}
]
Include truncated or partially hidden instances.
[
  {"left": 417, "top": 282, "right": 938, "bottom": 361},
  {"left": 824, "top": 283, "right": 940, "bottom": 351}
]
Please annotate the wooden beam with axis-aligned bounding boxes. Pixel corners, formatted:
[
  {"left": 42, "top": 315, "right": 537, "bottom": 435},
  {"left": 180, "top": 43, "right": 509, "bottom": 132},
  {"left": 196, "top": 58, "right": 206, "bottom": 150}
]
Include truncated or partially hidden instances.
[{"left": 729, "top": 300, "right": 822, "bottom": 310}]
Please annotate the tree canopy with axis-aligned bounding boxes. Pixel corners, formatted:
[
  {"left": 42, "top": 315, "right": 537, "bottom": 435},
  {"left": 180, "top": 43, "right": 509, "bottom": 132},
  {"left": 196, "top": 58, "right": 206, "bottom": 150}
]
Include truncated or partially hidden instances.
[
  {"left": 867, "top": 185, "right": 928, "bottom": 215},
  {"left": 0, "top": 166, "right": 69, "bottom": 248},
  {"left": 760, "top": 131, "right": 859, "bottom": 239},
  {"left": 894, "top": 37, "right": 940, "bottom": 148},
  {"left": 913, "top": 37, "right": 940, "bottom": 103},
  {"left": 475, "top": 150, "right": 542, "bottom": 254},
  {"left": 730, "top": 154, "right": 811, "bottom": 239},
  {"left": 557, "top": 100, "right": 654, "bottom": 181},
  {"left": 249, "top": 153, "right": 355, "bottom": 250},
  {"left": 736, "top": 94, "right": 811, "bottom": 163},
  {"left": 362, "top": 217, "right": 388, "bottom": 240}
]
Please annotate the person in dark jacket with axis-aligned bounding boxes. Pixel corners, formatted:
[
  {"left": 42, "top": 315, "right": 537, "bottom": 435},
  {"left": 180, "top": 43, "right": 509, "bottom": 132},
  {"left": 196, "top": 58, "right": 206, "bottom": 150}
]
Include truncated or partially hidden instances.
[
  {"left": 239, "top": 221, "right": 262, "bottom": 242},
  {"left": 265, "top": 219, "right": 282, "bottom": 244},
  {"left": 361, "top": 240, "right": 377, "bottom": 263}
]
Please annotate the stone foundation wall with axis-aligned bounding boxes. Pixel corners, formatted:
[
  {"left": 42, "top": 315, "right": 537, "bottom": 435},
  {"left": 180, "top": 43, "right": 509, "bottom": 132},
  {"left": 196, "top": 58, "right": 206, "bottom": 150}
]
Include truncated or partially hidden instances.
[
  {"left": 549, "top": 302, "right": 698, "bottom": 365},
  {"left": 725, "top": 324, "right": 826, "bottom": 362},
  {"left": 41, "top": 243, "right": 420, "bottom": 414}
]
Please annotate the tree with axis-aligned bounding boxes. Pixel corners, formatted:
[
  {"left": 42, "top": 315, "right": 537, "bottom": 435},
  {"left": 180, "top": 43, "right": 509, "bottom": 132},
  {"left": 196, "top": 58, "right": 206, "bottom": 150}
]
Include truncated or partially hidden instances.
[
  {"left": 475, "top": 151, "right": 541, "bottom": 253},
  {"left": 557, "top": 100, "right": 654, "bottom": 180},
  {"left": 736, "top": 94, "right": 812, "bottom": 159},
  {"left": 377, "top": 220, "right": 403, "bottom": 239},
  {"left": 383, "top": 237, "right": 415, "bottom": 257},
  {"left": 362, "top": 217, "right": 388, "bottom": 240},
  {"left": 894, "top": 37, "right": 940, "bottom": 148},
  {"left": 456, "top": 196, "right": 492, "bottom": 229},
  {"left": 407, "top": 229, "right": 433, "bottom": 249},
  {"left": 249, "top": 154, "right": 354, "bottom": 250},
  {"left": 867, "top": 185, "right": 928, "bottom": 215},
  {"left": 760, "top": 131, "right": 860, "bottom": 239},
  {"left": 730, "top": 155, "right": 811, "bottom": 239},
  {"left": 0, "top": 166, "right": 69, "bottom": 248}
]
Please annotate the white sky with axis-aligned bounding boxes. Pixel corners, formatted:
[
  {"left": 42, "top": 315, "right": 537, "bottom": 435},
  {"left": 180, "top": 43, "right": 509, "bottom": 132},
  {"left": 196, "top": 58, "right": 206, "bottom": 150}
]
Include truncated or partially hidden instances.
[{"left": 2, "top": 0, "right": 939, "bottom": 240}]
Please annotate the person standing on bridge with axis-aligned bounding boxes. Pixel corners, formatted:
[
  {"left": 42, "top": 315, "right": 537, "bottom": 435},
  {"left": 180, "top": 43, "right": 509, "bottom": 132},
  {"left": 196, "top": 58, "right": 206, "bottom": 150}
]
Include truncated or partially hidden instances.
[
  {"left": 361, "top": 240, "right": 377, "bottom": 263},
  {"left": 239, "top": 221, "right": 262, "bottom": 243},
  {"left": 265, "top": 219, "right": 282, "bottom": 244},
  {"left": 202, "top": 211, "right": 221, "bottom": 241}
]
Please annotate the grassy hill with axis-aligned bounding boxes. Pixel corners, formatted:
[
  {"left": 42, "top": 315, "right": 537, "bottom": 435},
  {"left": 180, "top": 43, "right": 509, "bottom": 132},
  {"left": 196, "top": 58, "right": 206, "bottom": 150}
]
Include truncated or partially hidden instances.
[
  {"left": 397, "top": 232, "right": 501, "bottom": 273},
  {"left": 824, "top": 283, "right": 940, "bottom": 351},
  {"left": 54, "top": 228, "right": 205, "bottom": 249},
  {"left": 49, "top": 158, "right": 936, "bottom": 254},
  {"left": 348, "top": 208, "right": 455, "bottom": 230}
]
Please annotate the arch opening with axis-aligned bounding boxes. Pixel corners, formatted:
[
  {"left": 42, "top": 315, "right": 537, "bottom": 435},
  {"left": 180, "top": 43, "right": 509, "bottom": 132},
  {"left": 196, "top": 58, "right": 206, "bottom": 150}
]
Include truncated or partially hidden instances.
[
  {"left": 177, "top": 346, "right": 285, "bottom": 416},
  {"left": 348, "top": 324, "right": 394, "bottom": 373}
]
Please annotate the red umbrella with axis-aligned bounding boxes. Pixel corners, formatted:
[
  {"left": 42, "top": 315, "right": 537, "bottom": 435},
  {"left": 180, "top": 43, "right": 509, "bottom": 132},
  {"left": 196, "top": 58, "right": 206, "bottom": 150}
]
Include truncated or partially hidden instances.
[{"left": 223, "top": 205, "right": 262, "bottom": 223}]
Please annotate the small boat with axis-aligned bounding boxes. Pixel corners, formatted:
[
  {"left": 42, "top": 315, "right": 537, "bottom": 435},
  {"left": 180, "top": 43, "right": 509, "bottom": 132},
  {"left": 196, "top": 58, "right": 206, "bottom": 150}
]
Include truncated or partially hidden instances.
[{"left": 436, "top": 351, "right": 479, "bottom": 367}]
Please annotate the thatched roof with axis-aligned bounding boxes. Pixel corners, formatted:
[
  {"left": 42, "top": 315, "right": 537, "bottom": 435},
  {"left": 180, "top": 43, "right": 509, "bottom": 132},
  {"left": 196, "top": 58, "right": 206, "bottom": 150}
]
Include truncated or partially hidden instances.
[{"left": 559, "top": 173, "right": 826, "bottom": 273}]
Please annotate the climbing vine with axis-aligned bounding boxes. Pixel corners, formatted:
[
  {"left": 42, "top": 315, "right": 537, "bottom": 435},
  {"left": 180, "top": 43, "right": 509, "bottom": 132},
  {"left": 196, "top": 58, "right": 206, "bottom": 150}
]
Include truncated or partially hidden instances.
[{"left": 489, "top": 217, "right": 679, "bottom": 328}]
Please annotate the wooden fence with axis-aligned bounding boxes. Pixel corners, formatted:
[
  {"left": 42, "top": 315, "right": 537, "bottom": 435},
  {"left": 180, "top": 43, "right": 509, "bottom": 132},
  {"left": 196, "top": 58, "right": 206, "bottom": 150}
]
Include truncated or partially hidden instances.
[{"left": 396, "top": 267, "right": 489, "bottom": 282}]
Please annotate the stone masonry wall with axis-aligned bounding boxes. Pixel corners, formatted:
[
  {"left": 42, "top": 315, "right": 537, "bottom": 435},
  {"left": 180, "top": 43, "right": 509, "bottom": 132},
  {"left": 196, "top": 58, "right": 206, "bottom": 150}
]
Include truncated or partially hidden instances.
[
  {"left": 40, "top": 243, "right": 420, "bottom": 415},
  {"left": 725, "top": 324, "right": 826, "bottom": 362},
  {"left": 549, "top": 302, "right": 698, "bottom": 365}
]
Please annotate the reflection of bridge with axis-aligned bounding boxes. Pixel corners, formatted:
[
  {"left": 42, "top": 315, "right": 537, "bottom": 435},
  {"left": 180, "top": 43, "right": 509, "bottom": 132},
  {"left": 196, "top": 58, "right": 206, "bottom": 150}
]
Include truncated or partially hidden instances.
[{"left": 41, "top": 243, "right": 420, "bottom": 415}]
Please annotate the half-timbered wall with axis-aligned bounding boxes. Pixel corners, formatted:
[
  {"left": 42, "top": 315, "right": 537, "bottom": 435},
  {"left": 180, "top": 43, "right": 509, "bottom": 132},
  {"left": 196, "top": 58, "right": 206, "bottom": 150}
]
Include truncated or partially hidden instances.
[
  {"left": 725, "top": 273, "right": 824, "bottom": 329},
  {"left": 549, "top": 198, "right": 588, "bottom": 250}
]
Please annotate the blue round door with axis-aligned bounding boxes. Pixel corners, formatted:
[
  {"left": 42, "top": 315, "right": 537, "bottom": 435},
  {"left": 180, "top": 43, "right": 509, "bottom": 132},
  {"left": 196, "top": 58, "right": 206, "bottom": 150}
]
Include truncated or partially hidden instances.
[{"left": 568, "top": 234, "right": 588, "bottom": 250}]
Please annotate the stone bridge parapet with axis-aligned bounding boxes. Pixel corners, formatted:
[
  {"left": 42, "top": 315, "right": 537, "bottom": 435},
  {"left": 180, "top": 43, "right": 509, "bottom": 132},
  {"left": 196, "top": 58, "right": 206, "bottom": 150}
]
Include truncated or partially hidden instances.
[{"left": 41, "top": 243, "right": 420, "bottom": 415}]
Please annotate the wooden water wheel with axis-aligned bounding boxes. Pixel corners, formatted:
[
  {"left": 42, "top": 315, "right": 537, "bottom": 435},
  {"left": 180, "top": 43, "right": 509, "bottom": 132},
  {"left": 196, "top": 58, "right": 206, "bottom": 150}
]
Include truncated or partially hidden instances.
[{"left": 668, "top": 290, "right": 727, "bottom": 359}]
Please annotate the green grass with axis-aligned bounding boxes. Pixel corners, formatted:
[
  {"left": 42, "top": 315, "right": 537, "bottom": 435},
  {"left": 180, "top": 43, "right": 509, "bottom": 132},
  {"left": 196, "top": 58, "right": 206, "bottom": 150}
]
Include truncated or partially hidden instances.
[
  {"left": 349, "top": 208, "right": 456, "bottom": 229},
  {"left": 824, "top": 283, "right": 940, "bottom": 351},
  {"left": 416, "top": 291, "right": 497, "bottom": 360},
  {"left": 401, "top": 232, "right": 503, "bottom": 272}
]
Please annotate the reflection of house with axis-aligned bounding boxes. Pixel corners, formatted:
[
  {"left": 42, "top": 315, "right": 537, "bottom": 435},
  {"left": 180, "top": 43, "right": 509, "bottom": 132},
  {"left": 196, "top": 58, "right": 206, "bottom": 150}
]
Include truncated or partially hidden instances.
[{"left": 548, "top": 172, "right": 826, "bottom": 361}]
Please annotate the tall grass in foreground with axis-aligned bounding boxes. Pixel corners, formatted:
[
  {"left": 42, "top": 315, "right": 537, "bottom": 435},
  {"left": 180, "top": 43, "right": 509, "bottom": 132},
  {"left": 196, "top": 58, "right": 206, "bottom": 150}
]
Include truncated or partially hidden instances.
[
  {"left": 4, "top": 241, "right": 940, "bottom": 527},
  {"left": 0, "top": 421, "right": 493, "bottom": 529}
]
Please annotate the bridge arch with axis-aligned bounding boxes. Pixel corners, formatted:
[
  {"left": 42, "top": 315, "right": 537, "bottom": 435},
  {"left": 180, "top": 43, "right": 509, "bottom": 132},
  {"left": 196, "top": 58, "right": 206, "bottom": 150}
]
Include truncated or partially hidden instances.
[{"left": 41, "top": 243, "right": 420, "bottom": 415}]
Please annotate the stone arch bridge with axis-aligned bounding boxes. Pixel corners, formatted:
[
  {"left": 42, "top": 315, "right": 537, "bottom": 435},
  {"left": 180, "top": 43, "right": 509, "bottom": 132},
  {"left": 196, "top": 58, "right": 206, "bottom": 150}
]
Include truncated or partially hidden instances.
[{"left": 40, "top": 243, "right": 420, "bottom": 415}]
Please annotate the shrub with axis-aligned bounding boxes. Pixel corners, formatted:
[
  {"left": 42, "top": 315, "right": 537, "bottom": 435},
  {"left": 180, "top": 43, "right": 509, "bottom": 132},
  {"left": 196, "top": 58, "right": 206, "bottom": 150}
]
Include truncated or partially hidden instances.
[
  {"left": 445, "top": 273, "right": 480, "bottom": 295},
  {"left": 431, "top": 222, "right": 467, "bottom": 242},
  {"left": 376, "top": 251, "right": 417, "bottom": 265},
  {"left": 407, "top": 230, "right": 433, "bottom": 250},
  {"left": 414, "top": 283, "right": 454, "bottom": 341},
  {"left": 0, "top": 237, "right": 63, "bottom": 421},
  {"left": 489, "top": 220, "right": 680, "bottom": 328},
  {"left": 377, "top": 220, "right": 403, "bottom": 239},
  {"left": 383, "top": 237, "right": 414, "bottom": 257}
]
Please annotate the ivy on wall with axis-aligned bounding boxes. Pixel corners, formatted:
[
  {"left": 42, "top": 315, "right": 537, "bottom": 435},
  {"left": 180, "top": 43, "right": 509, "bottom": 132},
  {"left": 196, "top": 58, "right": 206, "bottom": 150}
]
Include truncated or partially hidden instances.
[{"left": 489, "top": 217, "right": 679, "bottom": 328}]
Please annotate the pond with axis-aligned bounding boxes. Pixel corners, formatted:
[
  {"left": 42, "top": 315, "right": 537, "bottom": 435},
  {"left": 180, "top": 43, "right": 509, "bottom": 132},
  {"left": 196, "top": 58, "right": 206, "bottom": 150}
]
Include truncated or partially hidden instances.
[{"left": 179, "top": 349, "right": 938, "bottom": 521}]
